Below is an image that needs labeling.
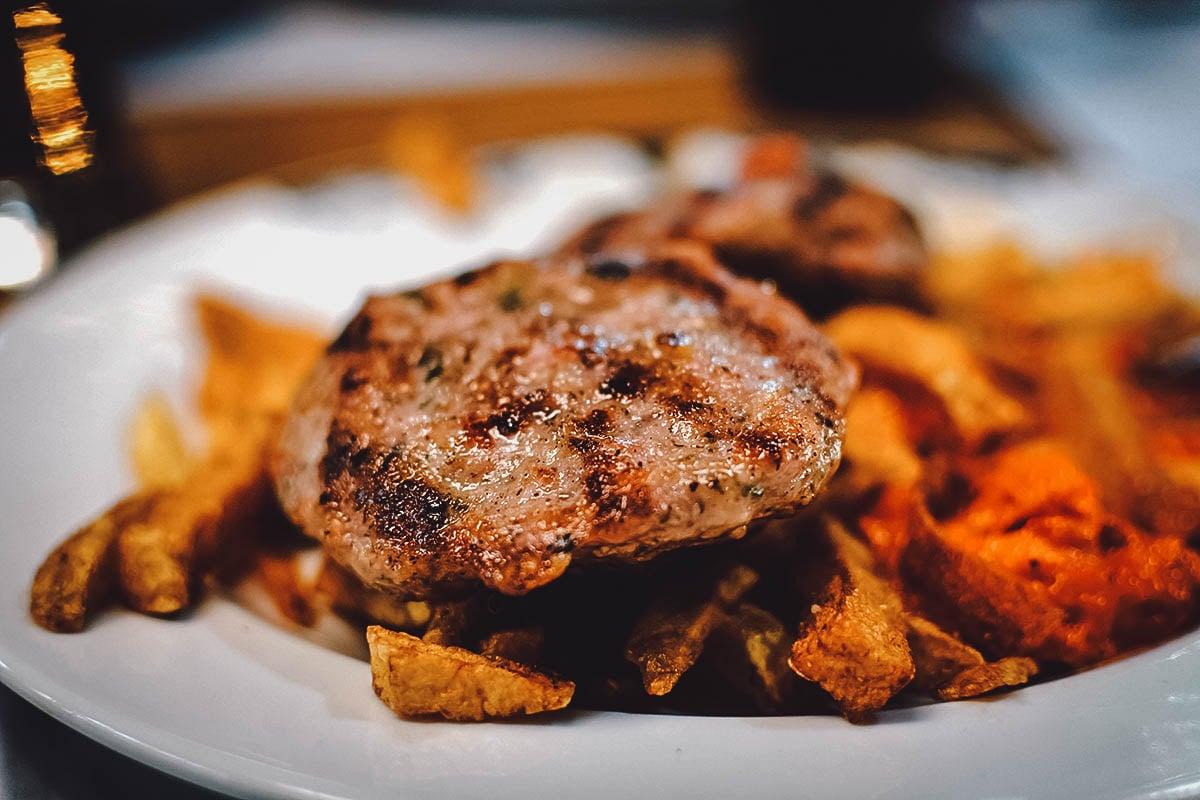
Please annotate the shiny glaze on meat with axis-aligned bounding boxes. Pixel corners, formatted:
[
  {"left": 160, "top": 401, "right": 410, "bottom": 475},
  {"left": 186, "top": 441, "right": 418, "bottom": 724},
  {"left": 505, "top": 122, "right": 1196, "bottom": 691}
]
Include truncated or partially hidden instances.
[{"left": 272, "top": 241, "right": 856, "bottom": 597}]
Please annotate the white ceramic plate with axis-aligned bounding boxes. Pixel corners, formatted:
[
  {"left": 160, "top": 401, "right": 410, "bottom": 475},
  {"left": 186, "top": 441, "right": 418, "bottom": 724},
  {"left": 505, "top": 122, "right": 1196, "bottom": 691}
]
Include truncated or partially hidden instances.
[{"left": 2, "top": 138, "right": 1199, "bottom": 800}]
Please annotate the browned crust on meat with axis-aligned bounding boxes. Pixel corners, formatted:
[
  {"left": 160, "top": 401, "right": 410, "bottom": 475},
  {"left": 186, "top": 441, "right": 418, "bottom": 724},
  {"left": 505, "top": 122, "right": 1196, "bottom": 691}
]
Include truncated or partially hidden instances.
[
  {"left": 558, "top": 175, "right": 927, "bottom": 317},
  {"left": 273, "top": 241, "right": 856, "bottom": 598}
]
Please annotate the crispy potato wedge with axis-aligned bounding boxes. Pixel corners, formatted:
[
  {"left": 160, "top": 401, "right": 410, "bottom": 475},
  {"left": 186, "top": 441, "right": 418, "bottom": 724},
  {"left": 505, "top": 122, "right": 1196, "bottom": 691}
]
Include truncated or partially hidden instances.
[
  {"left": 826, "top": 306, "right": 1027, "bottom": 449},
  {"left": 117, "top": 449, "right": 272, "bottom": 615},
  {"left": 30, "top": 493, "right": 156, "bottom": 632},
  {"left": 936, "top": 657, "right": 1038, "bottom": 701},
  {"left": 114, "top": 298, "right": 323, "bottom": 616},
  {"left": 195, "top": 294, "right": 326, "bottom": 436},
  {"left": 128, "top": 393, "right": 196, "bottom": 490},
  {"left": 907, "top": 613, "right": 1039, "bottom": 699},
  {"left": 905, "top": 613, "right": 987, "bottom": 691},
  {"left": 995, "top": 252, "right": 1179, "bottom": 333},
  {"left": 316, "top": 558, "right": 431, "bottom": 631},
  {"left": 367, "top": 626, "right": 573, "bottom": 721},
  {"left": 923, "top": 243, "right": 1038, "bottom": 321},
  {"left": 842, "top": 387, "right": 922, "bottom": 489},
  {"left": 856, "top": 484, "right": 919, "bottom": 578},
  {"left": 256, "top": 552, "right": 318, "bottom": 628},
  {"left": 625, "top": 563, "right": 758, "bottom": 696},
  {"left": 915, "top": 442, "right": 1200, "bottom": 663},
  {"left": 480, "top": 627, "right": 545, "bottom": 665},
  {"left": 901, "top": 504, "right": 1068, "bottom": 662},
  {"left": 711, "top": 602, "right": 795, "bottom": 711},
  {"left": 34, "top": 296, "right": 316, "bottom": 626},
  {"left": 788, "top": 520, "right": 914, "bottom": 718},
  {"left": 422, "top": 598, "right": 486, "bottom": 648},
  {"left": 1038, "top": 331, "right": 1200, "bottom": 537}
]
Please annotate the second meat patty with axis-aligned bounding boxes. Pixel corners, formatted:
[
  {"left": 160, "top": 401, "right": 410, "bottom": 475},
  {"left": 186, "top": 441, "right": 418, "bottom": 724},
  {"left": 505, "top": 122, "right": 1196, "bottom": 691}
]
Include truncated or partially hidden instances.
[{"left": 273, "top": 240, "right": 857, "bottom": 598}]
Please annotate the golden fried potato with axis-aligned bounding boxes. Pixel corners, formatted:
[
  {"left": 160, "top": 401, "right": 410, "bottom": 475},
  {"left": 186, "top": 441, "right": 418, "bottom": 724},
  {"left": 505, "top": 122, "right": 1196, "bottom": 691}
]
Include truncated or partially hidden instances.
[
  {"left": 788, "top": 520, "right": 914, "bottom": 718},
  {"left": 1038, "top": 331, "right": 1200, "bottom": 537},
  {"left": 316, "top": 558, "right": 431, "bottom": 631},
  {"left": 367, "top": 626, "right": 573, "bottom": 721},
  {"left": 480, "top": 627, "right": 545, "bottom": 665},
  {"left": 907, "top": 613, "right": 1041, "bottom": 701},
  {"left": 117, "top": 450, "right": 271, "bottom": 615},
  {"left": 128, "top": 393, "right": 195, "bottom": 490},
  {"left": 923, "top": 243, "right": 1037, "bottom": 321},
  {"left": 382, "top": 115, "right": 477, "bottom": 212},
  {"left": 34, "top": 291, "right": 314, "bottom": 626},
  {"left": 996, "top": 253, "right": 1179, "bottom": 333},
  {"left": 842, "top": 387, "right": 922, "bottom": 489},
  {"left": 826, "top": 306, "right": 1027, "bottom": 449},
  {"left": 625, "top": 563, "right": 758, "bottom": 696},
  {"left": 901, "top": 505, "right": 1067, "bottom": 662},
  {"left": 905, "top": 613, "right": 987, "bottom": 691},
  {"left": 422, "top": 598, "right": 484, "bottom": 648},
  {"left": 711, "top": 602, "right": 795, "bottom": 711},
  {"left": 195, "top": 294, "right": 326, "bottom": 438},
  {"left": 114, "top": 298, "right": 324, "bottom": 617},
  {"left": 907, "top": 443, "right": 1200, "bottom": 665},
  {"left": 936, "top": 657, "right": 1038, "bottom": 701},
  {"left": 255, "top": 552, "right": 317, "bottom": 628},
  {"left": 30, "top": 493, "right": 156, "bottom": 632}
]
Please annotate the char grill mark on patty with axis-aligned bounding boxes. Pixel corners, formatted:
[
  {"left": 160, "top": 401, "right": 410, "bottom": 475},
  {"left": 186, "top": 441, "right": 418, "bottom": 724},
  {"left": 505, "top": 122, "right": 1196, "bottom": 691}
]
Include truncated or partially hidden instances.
[
  {"left": 272, "top": 240, "right": 856, "bottom": 598},
  {"left": 553, "top": 173, "right": 927, "bottom": 318},
  {"left": 793, "top": 172, "right": 850, "bottom": 221},
  {"left": 464, "top": 389, "right": 557, "bottom": 448}
]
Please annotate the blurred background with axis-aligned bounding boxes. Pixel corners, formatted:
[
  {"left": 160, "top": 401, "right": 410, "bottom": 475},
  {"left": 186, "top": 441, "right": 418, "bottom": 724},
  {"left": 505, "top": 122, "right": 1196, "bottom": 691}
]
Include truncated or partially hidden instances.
[{"left": 1, "top": 0, "right": 1198, "bottom": 289}]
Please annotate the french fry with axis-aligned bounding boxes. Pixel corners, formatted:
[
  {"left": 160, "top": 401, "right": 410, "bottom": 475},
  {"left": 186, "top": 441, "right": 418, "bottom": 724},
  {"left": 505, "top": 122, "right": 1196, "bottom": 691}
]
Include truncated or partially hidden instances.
[
  {"left": 128, "top": 393, "right": 195, "bottom": 490},
  {"left": 625, "top": 563, "right": 758, "bottom": 696},
  {"left": 903, "top": 443, "right": 1200, "bottom": 665},
  {"left": 115, "top": 297, "right": 325, "bottom": 616},
  {"left": 117, "top": 449, "right": 271, "bottom": 615},
  {"left": 923, "top": 243, "right": 1038, "bottom": 322},
  {"left": 788, "top": 519, "right": 914, "bottom": 718},
  {"left": 856, "top": 484, "right": 919, "bottom": 578},
  {"left": 825, "top": 306, "right": 1027, "bottom": 449},
  {"left": 1037, "top": 330, "right": 1200, "bottom": 537},
  {"left": 993, "top": 252, "right": 1180, "bottom": 333},
  {"left": 367, "top": 626, "right": 573, "bottom": 721},
  {"left": 34, "top": 295, "right": 317, "bottom": 625},
  {"left": 30, "top": 493, "right": 156, "bottom": 632}
]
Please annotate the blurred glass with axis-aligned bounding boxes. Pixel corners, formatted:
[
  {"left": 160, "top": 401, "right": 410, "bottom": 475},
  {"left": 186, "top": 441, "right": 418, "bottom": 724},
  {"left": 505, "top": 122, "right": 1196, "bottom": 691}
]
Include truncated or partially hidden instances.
[
  {"left": 0, "top": 179, "right": 55, "bottom": 289},
  {"left": 2, "top": 0, "right": 175, "bottom": 276}
]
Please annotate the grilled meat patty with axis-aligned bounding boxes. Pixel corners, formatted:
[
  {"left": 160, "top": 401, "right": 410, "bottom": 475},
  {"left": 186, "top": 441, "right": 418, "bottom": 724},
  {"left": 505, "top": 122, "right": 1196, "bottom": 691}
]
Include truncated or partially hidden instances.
[
  {"left": 558, "top": 174, "right": 926, "bottom": 317},
  {"left": 272, "top": 240, "right": 856, "bottom": 597}
]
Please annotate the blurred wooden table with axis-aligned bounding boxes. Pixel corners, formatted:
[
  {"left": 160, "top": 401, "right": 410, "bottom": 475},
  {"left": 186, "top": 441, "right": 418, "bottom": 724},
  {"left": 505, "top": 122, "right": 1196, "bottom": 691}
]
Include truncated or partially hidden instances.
[{"left": 119, "top": 8, "right": 1054, "bottom": 204}]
